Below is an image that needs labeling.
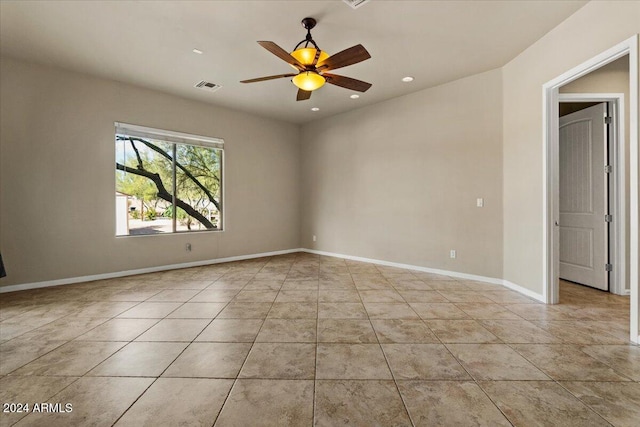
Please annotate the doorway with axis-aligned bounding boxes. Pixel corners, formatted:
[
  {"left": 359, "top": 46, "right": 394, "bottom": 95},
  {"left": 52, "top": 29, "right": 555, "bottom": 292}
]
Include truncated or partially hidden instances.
[
  {"left": 542, "top": 35, "right": 638, "bottom": 343},
  {"left": 558, "top": 99, "right": 622, "bottom": 294}
]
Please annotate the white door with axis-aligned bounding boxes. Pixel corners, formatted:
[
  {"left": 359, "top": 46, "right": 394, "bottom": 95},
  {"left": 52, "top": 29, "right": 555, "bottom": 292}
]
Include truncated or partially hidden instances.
[{"left": 559, "top": 103, "right": 608, "bottom": 291}]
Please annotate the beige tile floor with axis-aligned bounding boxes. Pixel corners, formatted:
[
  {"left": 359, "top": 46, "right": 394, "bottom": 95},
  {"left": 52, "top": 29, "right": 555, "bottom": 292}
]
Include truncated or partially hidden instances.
[{"left": 1, "top": 253, "right": 638, "bottom": 426}]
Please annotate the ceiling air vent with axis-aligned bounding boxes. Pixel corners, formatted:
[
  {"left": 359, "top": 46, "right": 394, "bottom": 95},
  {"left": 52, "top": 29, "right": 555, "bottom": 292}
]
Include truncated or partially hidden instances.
[
  {"left": 194, "top": 81, "right": 222, "bottom": 93},
  {"left": 342, "top": 0, "right": 371, "bottom": 9}
]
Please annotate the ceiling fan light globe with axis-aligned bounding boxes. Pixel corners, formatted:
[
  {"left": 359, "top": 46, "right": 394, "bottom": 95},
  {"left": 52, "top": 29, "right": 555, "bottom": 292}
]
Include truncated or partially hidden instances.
[
  {"left": 292, "top": 72, "right": 326, "bottom": 91},
  {"left": 290, "top": 48, "right": 330, "bottom": 66}
]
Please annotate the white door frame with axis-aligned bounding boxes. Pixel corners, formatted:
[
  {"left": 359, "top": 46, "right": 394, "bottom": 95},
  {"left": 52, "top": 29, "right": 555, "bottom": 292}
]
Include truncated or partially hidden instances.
[
  {"left": 558, "top": 94, "right": 625, "bottom": 295},
  {"left": 543, "top": 34, "right": 638, "bottom": 344}
]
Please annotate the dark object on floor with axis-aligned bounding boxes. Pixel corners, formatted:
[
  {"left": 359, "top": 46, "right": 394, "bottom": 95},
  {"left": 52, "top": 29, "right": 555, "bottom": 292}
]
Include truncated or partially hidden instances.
[{"left": 0, "top": 253, "right": 6, "bottom": 277}]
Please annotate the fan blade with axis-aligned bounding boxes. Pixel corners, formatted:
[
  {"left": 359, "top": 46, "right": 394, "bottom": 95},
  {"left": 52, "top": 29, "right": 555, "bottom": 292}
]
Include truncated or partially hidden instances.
[
  {"left": 258, "top": 41, "right": 304, "bottom": 69},
  {"left": 316, "top": 44, "right": 371, "bottom": 71},
  {"left": 324, "top": 73, "right": 372, "bottom": 92},
  {"left": 296, "top": 88, "right": 312, "bottom": 101},
  {"left": 241, "top": 74, "right": 296, "bottom": 83}
]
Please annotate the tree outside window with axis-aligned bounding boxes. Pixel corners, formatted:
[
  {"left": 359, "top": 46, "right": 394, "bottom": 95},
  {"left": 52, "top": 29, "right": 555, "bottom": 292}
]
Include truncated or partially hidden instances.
[{"left": 115, "top": 125, "right": 223, "bottom": 236}]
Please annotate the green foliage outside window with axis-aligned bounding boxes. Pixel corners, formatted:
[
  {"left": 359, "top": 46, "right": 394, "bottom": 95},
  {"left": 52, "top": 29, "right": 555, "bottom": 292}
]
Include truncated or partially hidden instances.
[{"left": 116, "top": 134, "right": 222, "bottom": 235}]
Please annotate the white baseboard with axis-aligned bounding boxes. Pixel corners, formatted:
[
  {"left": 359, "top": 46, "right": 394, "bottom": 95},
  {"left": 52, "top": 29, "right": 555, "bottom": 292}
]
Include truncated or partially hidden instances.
[
  {"left": 0, "top": 248, "right": 303, "bottom": 294},
  {"left": 501, "top": 280, "right": 546, "bottom": 303},
  {"left": 301, "top": 248, "right": 546, "bottom": 302},
  {"left": 0, "top": 247, "right": 547, "bottom": 304}
]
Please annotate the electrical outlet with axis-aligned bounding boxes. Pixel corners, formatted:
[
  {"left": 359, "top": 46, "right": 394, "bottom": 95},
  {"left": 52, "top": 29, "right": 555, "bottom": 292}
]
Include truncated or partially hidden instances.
[
  {"left": 477, "top": 198, "right": 484, "bottom": 207},
  {"left": 313, "top": 235, "right": 317, "bottom": 242},
  {"left": 450, "top": 250, "right": 456, "bottom": 259},
  {"left": 186, "top": 243, "right": 192, "bottom": 252}
]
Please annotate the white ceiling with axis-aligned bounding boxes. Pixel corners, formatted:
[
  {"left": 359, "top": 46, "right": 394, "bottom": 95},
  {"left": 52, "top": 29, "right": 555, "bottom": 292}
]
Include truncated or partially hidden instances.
[{"left": 0, "top": 0, "right": 586, "bottom": 124}]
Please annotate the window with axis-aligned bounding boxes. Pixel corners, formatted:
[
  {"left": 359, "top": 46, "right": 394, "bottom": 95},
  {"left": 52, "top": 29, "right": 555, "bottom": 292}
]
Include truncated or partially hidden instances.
[{"left": 115, "top": 123, "right": 223, "bottom": 236}]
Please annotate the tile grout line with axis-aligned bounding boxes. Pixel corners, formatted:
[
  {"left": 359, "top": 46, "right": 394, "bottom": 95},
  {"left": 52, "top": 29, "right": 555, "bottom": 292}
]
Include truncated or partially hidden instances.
[
  {"left": 361, "top": 264, "right": 416, "bottom": 427},
  {"left": 2, "top": 288, "right": 179, "bottom": 424},
  {"left": 438, "top": 335, "right": 516, "bottom": 427},
  {"left": 1, "top": 298, "right": 160, "bottom": 378},
  {"left": 552, "top": 381, "right": 616, "bottom": 427},
  {"left": 207, "top": 255, "right": 296, "bottom": 427},
  {"left": 503, "top": 338, "right": 634, "bottom": 424},
  {"left": 434, "top": 275, "right": 522, "bottom": 427},
  {"left": 312, "top": 257, "right": 322, "bottom": 426},
  {"left": 382, "top": 265, "right": 517, "bottom": 427},
  {"left": 2, "top": 255, "right": 636, "bottom": 426},
  {"left": 440, "top": 339, "right": 517, "bottom": 427},
  {"left": 10, "top": 301, "right": 165, "bottom": 424},
  {"left": 110, "top": 267, "right": 259, "bottom": 427},
  {"left": 0, "top": 296, "right": 152, "bottom": 344},
  {"left": 107, "top": 279, "right": 226, "bottom": 426}
]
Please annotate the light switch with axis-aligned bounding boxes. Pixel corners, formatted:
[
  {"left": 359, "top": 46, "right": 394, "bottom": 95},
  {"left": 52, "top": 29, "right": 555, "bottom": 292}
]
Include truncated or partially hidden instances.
[{"left": 476, "top": 198, "right": 484, "bottom": 207}]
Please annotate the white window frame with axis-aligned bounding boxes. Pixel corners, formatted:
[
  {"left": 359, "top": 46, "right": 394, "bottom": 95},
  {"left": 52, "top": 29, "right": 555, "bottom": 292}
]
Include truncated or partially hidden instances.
[{"left": 115, "top": 122, "right": 225, "bottom": 236}]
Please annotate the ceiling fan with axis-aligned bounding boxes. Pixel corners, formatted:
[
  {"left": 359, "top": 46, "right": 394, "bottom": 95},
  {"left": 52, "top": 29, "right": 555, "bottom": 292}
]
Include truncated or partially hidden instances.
[{"left": 240, "top": 17, "right": 372, "bottom": 101}]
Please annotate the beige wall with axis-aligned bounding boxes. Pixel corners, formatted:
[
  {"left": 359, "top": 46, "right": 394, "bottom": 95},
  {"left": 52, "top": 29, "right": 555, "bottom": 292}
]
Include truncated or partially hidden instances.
[
  {"left": 502, "top": 0, "right": 639, "bottom": 295},
  {"left": 561, "top": 55, "right": 629, "bottom": 93},
  {"left": 300, "top": 69, "right": 504, "bottom": 279},
  {"left": 0, "top": 57, "right": 301, "bottom": 287},
  {"left": 1, "top": 1, "right": 637, "bottom": 312},
  {"left": 560, "top": 55, "right": 631, "bottom": 291}
]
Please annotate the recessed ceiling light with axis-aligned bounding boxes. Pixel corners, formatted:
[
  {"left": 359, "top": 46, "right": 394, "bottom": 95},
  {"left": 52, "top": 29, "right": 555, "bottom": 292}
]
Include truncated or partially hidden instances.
[
  {"left": 311, "top": 107, "right": 320, "bottom": 112},
  {"left": 350, "top": 94, "right": 360, "bottom": 99},
  {"left": 192, "top": 48, "right": 203, "bottom": 54},
  {"left": 402, "top": 76, "right": 414, "bottom": 82}
]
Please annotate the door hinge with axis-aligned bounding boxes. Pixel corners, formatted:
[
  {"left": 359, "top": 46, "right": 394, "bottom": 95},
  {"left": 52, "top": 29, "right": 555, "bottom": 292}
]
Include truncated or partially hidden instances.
[
  {"left": 604, "top": 116, "right": 612, "bottom": 124},
  {"left": 605, "top": 263, "right": 613, "bottom": 272},
  {"left": 605, "top": 214, "right": 613, "bottom": 222},
  {"left": 605, "top": 165, "right": 612, "bottom": 173}
]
